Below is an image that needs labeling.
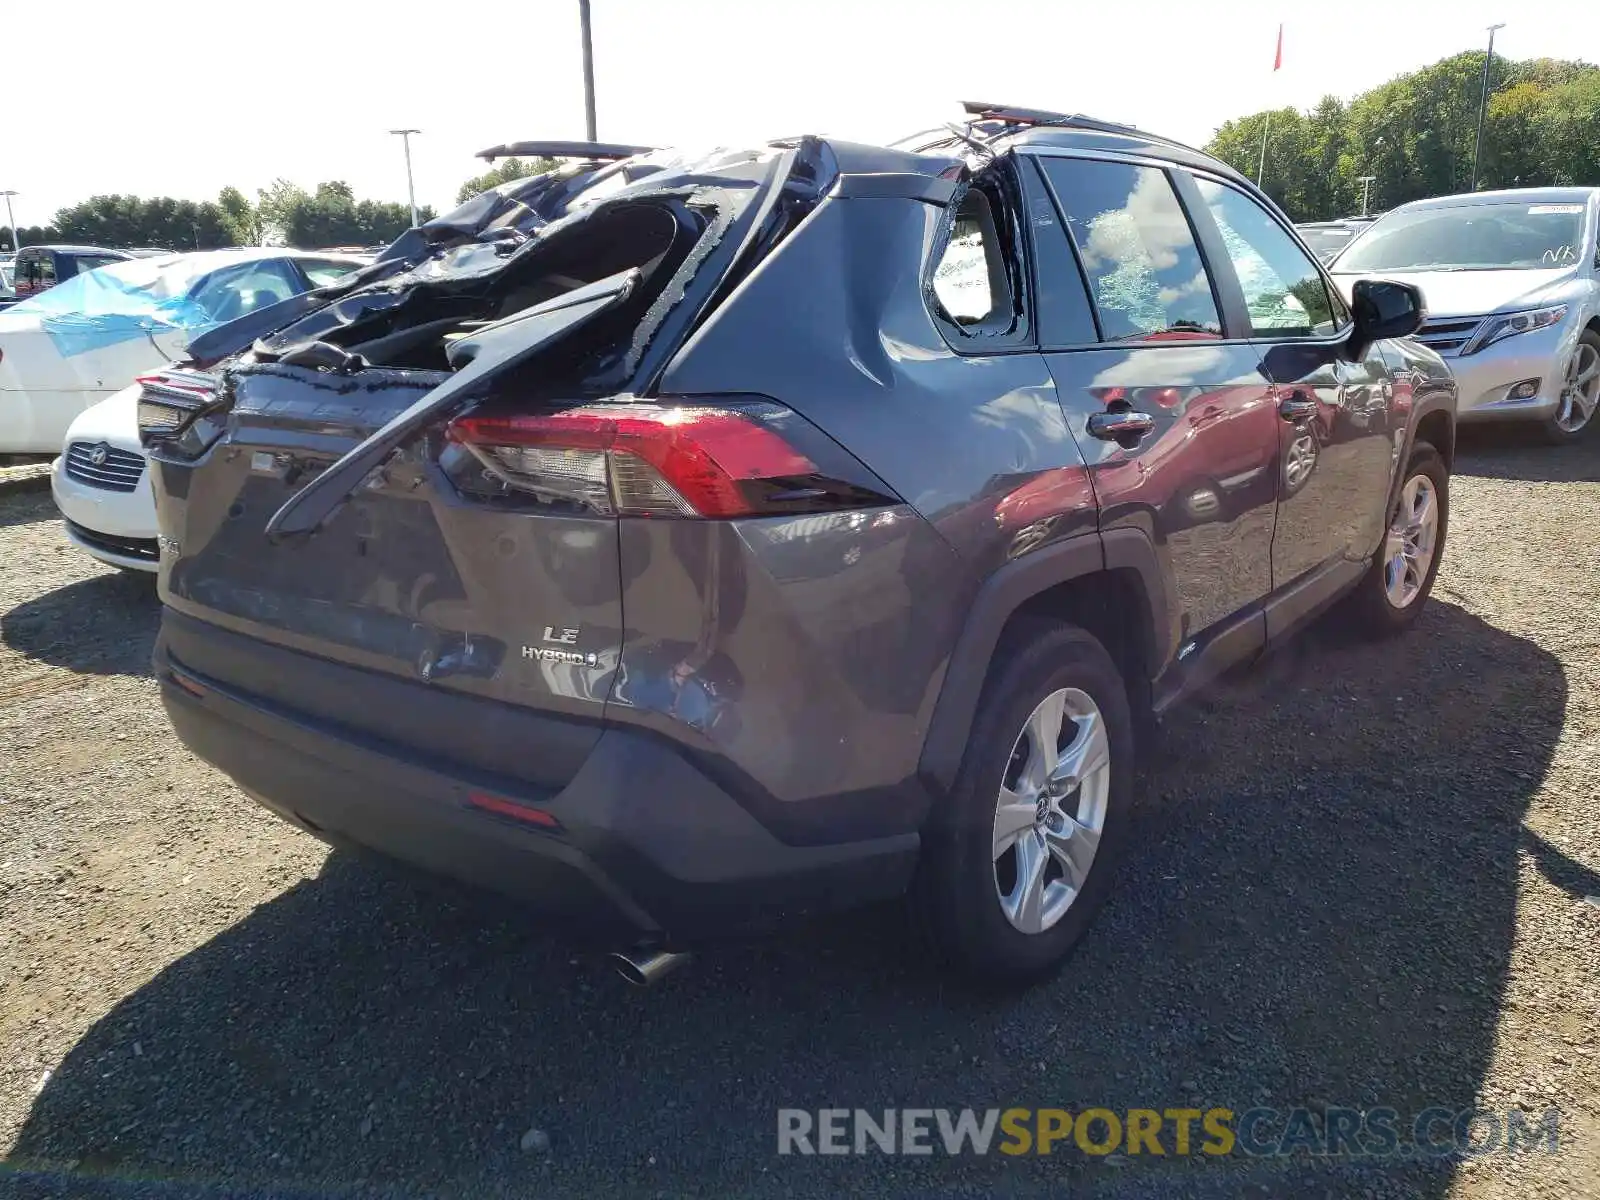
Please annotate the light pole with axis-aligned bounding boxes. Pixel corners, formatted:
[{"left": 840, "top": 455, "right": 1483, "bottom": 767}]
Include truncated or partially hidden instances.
[
  {"left": 1473, "top": 23, "right": 1505, "bottom": 190},
  {"left": 389, "top": 129, "right": 421, "bottom": 228},
  {"left": 578, "top": 0, "right": 597, "bottom": 140},
  {"left": 1357, "top": 175, "right": 1377, "bottom": 217},
  {"left": 0, "top": 190, "right": 18, "bottom": 254}
]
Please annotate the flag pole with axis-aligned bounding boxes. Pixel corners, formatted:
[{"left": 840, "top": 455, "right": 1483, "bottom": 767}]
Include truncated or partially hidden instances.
[
  {"left": 1258, "top": 22, "right": 1282, "bottom": 188},
  {"left": 1256, "top": 111, "right": 1271, "bottom": 187}
]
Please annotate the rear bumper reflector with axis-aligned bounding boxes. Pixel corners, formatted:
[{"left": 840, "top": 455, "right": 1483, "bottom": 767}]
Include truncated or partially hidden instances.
[{"left": 466, "top": 791, "right": 563, "bottom": 830}]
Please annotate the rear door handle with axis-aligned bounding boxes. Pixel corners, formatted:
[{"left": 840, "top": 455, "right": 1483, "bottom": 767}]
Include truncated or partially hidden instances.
[
  {"left": 1278, "top": 394, "right": 1317, "bottom": 421},
  {"left": 1087, "top": 410, "right": 1155, "bottom": 441}
]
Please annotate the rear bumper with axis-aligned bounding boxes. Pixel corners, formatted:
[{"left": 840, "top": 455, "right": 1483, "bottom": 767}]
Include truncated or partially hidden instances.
[{"left": 155, "top": 622, "right": 918, "bottom": 944}]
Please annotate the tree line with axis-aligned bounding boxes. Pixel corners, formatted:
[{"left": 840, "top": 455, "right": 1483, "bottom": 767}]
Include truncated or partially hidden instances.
[
  {"left": 1207, "top": 52, "right": 1600, "bottom": 222},
  {"left": 0, "top": 161, "right": 558, "bottom": 254}
]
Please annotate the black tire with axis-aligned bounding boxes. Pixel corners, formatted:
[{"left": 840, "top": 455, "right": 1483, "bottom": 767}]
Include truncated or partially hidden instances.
[
  {"left": 1542, "top": 328, "right": 1600, "bottom": 444},
  {"left": 1341, "top": 443, "right": 1448, "bottom": 636},
  {"left": 913, "top": 621, "right": 1136, "bottom": 987}
]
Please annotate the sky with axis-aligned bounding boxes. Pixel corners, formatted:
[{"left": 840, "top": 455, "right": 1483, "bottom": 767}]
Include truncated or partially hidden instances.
[{"left": 5, "top": 0, "right": 1598, "bottom": 229}]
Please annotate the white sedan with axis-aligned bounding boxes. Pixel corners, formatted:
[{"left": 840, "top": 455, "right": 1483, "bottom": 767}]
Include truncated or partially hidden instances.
[
  {"left": 28, "top": 249, "right": 366, "bottom": 573},
  {"left": 1, "top": 247, "right": 364, "bottom": 454},
  {"left": 50, "top": 381, "right": 162, "bottom": 571}
]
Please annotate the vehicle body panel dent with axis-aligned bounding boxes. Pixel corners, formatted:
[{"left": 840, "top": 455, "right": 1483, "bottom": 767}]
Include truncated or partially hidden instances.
[{"left": 609, "top": 506, "right": 963, "bottom": 839}]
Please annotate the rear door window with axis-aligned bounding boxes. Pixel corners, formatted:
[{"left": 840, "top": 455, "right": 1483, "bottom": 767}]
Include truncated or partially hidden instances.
[
  {"left": 1194, "top": 177, "right": 1340, "bottom": 338},
  {"left": 1035, "top": 157, "right": 1222, "bottom": 342}
]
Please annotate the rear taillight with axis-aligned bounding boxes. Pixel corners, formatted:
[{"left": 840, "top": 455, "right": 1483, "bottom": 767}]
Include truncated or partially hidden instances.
[
  {"left": 446, "top": 397, "right": 896, "bottom": 518},
  {"left": 137, "top": 370, "right": 220, "bottom": 454}
]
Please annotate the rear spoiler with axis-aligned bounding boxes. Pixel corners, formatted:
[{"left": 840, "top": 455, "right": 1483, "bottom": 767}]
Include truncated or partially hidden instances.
[{"left": 476, "top": 140, "right": 655, "bottom": 162}]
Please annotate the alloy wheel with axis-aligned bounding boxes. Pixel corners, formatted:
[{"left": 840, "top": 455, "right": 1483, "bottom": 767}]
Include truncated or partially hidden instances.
[
  {"left": 1555, "top": 342, "right": 1599, "bottom": 434},
  {"left": 1382, "top": 473, "right": 1439, "bottom": 609},
  {"left": 991, "top": 688, "right": 1112, "bottom": 934}
]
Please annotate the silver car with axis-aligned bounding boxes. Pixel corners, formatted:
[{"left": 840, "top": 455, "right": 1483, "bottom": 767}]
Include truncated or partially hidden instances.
[{"left": 1330, "top": 187, "right": 1599, "bottom": 442}]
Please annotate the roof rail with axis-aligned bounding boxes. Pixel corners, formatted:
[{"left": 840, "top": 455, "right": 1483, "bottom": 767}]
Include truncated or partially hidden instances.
[
  {"left": 957, "top": 100, "right": 1215, "bottom": 164},
  {"left": 960, "top": 100, "right": 1139, "bottom": 135},
  {"left": 476, "top": 140, "right": 656, "bottom": 162}
]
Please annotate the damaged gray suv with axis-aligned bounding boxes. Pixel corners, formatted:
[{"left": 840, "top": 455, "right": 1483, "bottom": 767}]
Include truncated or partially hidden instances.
[{"left": 143, "top": 107, "right": 1456, "bottom": 985}]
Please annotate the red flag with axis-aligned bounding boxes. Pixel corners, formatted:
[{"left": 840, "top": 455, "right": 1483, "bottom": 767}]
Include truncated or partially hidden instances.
[{"left": 1273, "top": 23, "right": 1283, "bottom": 71}]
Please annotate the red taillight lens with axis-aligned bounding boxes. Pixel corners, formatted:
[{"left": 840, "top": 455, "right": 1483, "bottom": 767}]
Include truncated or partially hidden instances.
[
  {"left": 137, "top": 369, "right": 219, "bottom": 446},
  {"left": 134, "top": 371, "right": 214, "bottom": 397},
  {"left": 466, "top": 791, "right": 562, "bottom": 830},
  {"left": 447, "top": 398, "right": 893, "bottom": 518}
]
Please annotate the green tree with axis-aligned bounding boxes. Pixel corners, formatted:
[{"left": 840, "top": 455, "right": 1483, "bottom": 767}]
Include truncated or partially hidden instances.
[
  {"left": 45, "top": 193, "right": 243, "bottom": 250},
  {"left": 1525, "top": 70, "right": 1600, "bottom": 186},
  {"left": 1206, "top": 51, "right": 1600, "bottom": 221},
  {"left": 455, "top": 156, "right": 557, "bottom": 205},
  {"left": 8, "top": 176, "right": 427, "bottom": 254},
  {"left": 2, "top": 226, "right": 54, "bottom": 251},
  {"left": 1300, "top": 96, "right": 1349, "bottom": 219},
  {"left": 217, "top": 186, "right": 260, "bottom": 245},
  {"left": 273, "top": 181, "right": 434, "bottom": 247},
  {"left": 256, "top": 178, "right": 310, "bottom": 245},
  {"left": 1208, "top": 108, "right": 1310, "bottom": 216}
]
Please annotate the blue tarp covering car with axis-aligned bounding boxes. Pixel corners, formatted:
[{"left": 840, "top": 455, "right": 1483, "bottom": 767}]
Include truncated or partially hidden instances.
[{"left": 4, "top": 255, "right": 220, "bottom": 358}]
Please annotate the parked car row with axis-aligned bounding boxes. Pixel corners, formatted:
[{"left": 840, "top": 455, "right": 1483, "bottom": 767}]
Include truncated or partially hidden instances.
[
  {"left": 5, "top": 246, "right": 192, "bottom": 310},
  {"left": 2, "top": 110, "right": 1592, "bottom": 986},
  {"left": 1294, "top": 215, "right": 1377, "bottom": 263},
  {"left": 0, "top": 247, "right": 366, "bottom": 567},
  {"left": 10, "top": 244, "right": 156, "bottom": 299}
]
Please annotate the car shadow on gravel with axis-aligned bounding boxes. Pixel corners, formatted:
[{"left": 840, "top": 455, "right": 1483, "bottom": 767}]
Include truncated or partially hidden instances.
[
  {"left": 10, "top": 601, "right": 1566, "bottom": 1199},
  {"left": 1452, "top": 427, "right": 1600, "bottom": 483},
  {"left": 1, "top": 572, "right": 160, "bottom": 677},
  {"left": 1520, "top": 828, "right": 1600, "bottom": 902}
]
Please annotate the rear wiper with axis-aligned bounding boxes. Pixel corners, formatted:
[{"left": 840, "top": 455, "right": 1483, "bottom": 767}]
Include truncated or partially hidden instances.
[{"left": 263, "top": 267, "right": 641, "bottom": 542}]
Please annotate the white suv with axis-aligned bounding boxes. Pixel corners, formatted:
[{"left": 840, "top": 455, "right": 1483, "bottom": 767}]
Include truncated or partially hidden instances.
[{"left": 1330, "top": 187, "right": 1600, "bottom": 443}]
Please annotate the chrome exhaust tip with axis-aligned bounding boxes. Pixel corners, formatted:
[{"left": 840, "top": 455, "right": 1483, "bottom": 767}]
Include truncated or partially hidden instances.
[{"left": 608, "top": 948, "right": 691, "bottom": 987}]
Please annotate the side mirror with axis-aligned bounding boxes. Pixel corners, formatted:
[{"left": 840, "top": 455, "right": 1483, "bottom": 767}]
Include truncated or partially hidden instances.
[{"left": 1350, "top": 278, "right": 1425, "bottom": 347}]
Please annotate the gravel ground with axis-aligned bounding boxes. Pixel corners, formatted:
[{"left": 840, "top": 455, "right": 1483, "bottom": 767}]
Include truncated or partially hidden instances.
[
  {"left": 0, "top": 462, "right": 51, "bottom": 498},
  {"left": 1, "top": 431, "right": 1597, "bottom": 1199}
]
